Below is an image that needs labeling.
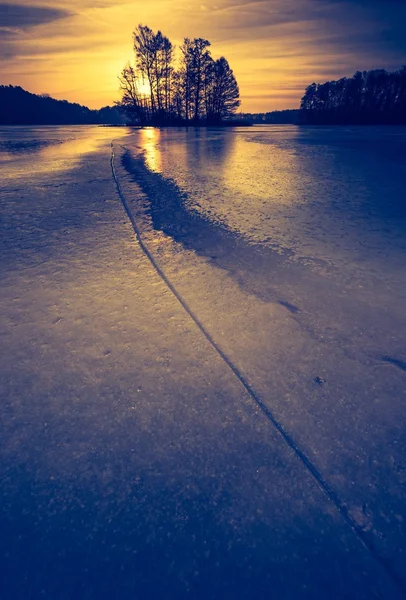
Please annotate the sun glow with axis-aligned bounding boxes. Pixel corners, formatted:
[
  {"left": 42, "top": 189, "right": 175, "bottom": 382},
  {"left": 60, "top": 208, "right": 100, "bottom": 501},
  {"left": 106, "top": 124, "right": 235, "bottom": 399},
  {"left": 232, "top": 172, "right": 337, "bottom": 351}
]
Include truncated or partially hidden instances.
[
  {"left": 2, "top": 0, "right": 404, "bottom": 111},
  {"left": 137, "top": 80, "right": 152, "bottom": 97}
]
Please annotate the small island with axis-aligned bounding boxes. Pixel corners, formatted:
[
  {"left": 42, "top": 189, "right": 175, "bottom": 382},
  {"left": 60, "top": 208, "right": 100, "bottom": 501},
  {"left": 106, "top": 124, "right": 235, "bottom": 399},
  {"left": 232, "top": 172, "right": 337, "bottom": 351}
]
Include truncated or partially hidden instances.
[{"left": 117, "top": 25, "right": 242, "bottom": 126}]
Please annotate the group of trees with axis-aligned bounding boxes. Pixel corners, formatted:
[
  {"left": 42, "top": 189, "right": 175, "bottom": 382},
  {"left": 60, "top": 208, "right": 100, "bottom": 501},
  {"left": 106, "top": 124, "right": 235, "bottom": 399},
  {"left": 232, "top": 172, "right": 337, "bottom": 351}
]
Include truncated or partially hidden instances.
[
  {"left": 0, "top": 85, "right": 125, "bottom": 125},
  {"left": 118, "top": 24, "right": 240, "bottom": 125},
  {"left": 300, "top": 67, "right": 406, "bottom": 124}
]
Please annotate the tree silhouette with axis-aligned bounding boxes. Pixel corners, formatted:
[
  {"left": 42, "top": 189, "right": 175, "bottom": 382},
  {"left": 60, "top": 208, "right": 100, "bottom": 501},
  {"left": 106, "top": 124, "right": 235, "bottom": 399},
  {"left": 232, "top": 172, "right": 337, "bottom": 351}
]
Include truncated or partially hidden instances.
[
  {"left": 190, "top": 38, "right": 212, "bottom": 121},
  {"left": 133, "top": 25, "right": 157, "bottom": 115},
  {"left": 205, "top": 57, "right": 240, "bottom": 123},
  {"left": 179, "top": 37, "right": 194, "bottom": 122},
  {"left": 117, "top": 64, "right": 147, "bottom": 125}
]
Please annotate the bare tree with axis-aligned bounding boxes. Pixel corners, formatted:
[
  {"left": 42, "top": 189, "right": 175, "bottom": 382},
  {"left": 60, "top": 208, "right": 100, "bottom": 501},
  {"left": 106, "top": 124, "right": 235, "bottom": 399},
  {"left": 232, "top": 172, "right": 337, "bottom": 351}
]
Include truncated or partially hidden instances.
[
  {"left": 206, "top": 57, "right": 240, "bottom": 122},
  {"left": 190, "top": 38, "right": 211, "bottom": 121},
  {"left": 179, "top": 38, "right": 194, "bottom": 122},
  {"left": 152, "top": 31, "right": 173, "bottom": 118},
  {"left": 133, "top": 25, "right": 157, "bottom": 115},
  {"left": 171, "top": 69, "right": 184, "bottom": 121},
  {"left": 162, "top": 36, "right": 173, "bottom": 114},
  {"left": 133, "top": 25, "right": 174, "bottom": 124},
  {"left": 117, "top": 63, "right": 147, "bottom": 124},
  {"left": 178, "top": 37, "right": 212, "bottom": 122}
]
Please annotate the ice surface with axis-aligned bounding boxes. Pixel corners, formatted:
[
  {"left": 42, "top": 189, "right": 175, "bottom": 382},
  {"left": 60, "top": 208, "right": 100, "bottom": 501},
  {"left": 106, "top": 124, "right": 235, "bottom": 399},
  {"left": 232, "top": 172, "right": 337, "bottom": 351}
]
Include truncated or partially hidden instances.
[
  {"left": 118, "top": 125, "right": 406, "bottom": 589},
  {"left": 1, "top": 125, "right": 406, "bottom": 599}
]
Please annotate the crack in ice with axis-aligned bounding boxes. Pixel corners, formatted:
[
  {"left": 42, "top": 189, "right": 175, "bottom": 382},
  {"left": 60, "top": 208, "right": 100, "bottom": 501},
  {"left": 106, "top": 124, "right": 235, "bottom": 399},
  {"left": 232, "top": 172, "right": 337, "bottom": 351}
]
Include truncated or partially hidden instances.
[{"left": 110, "top": 141, "right": 406, "bottom": 598}]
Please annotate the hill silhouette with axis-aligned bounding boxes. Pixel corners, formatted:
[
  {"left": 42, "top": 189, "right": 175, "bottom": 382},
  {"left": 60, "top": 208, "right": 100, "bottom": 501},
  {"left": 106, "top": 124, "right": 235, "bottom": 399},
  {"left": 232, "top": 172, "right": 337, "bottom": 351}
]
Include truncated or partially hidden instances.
[{"left": 0, "top": 85, "right": 124, "bottom": 125}]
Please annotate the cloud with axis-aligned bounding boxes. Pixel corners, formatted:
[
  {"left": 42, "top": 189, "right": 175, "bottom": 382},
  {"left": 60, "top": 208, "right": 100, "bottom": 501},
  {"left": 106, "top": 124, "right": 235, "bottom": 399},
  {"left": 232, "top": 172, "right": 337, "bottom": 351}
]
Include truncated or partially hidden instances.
[
  {"left": 0, "top": 2, "right": 73, "bottom": 59},
  {"left": 0, "top": 3, "right": 71, "bottom": 28}
]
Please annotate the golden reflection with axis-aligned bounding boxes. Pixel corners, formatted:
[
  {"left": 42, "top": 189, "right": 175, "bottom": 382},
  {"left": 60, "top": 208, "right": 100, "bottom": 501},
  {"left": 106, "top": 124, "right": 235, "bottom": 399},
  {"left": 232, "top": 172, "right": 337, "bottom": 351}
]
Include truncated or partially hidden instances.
[
  {"left": 3, "top": 127, "right": 127, "bottom": 182},
  {"left": 41, "top": 132, "right": 102, "bottom": 163},
  {"left": 221, "top": 134, "right": 301, "bottom": 207},
  {"left": 141, "top": 127, "right": 162, "bottom": 173}
]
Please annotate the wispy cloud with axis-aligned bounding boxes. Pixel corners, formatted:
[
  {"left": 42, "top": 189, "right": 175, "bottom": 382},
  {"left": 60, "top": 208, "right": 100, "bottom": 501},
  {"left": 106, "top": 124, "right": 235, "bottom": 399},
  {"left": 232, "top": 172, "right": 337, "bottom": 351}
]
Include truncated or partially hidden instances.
[{"left": 0, "top": 3, "right": 71, "bottom": 28}]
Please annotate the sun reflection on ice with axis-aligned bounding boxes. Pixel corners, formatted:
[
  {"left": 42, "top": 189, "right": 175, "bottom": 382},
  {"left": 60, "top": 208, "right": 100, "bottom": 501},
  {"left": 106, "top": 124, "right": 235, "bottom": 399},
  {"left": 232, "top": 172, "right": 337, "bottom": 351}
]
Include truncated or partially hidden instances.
[{"left": 141, "top": 127, "right": 162, "bottom": 173}]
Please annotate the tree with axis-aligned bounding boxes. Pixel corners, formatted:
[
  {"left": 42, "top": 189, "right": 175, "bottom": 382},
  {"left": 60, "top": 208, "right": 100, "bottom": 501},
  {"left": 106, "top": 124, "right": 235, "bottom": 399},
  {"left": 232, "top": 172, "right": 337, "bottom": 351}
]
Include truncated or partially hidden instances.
[
  {"left": 190, "top": 38, "right": 212, "bottom": 121},
  {"left": 161, "top": 35, "right": 173, "bottom": 114},
  {"left": 171, "top": 69, "right": 185, "bottom": 122},
  {"left": 206, "top": 57, "right": 240, "bottom": 122},
  {"left": 117, "top": 64, "right": 147, "bottom": 125},
  {"left": 133, "top": 25, "right": 158, "bottom": 116},
  {"left": 150, "top": 30, "right": 173, "bottom": 118},
  {"left": 179, "top": 38, "right": 194, "bottom": 122}
]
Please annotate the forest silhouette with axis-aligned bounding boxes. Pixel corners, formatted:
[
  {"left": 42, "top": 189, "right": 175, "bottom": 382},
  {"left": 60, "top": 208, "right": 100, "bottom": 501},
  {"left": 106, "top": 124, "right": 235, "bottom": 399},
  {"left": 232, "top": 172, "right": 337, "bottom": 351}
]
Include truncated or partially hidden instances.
[
  {"left": 300, "top": 67, "right": 406, "bottom": 125},
  {"left": 0, "top": 86, "right": 124, "bottom": 125}
]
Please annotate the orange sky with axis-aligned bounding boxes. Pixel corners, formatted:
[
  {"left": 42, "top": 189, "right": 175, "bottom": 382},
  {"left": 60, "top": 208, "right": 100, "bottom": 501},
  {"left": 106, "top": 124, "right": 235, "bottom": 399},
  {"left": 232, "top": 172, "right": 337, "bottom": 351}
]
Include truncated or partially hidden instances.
[{"left": 1, "top": 0, "right": 405, "bottom": 111}]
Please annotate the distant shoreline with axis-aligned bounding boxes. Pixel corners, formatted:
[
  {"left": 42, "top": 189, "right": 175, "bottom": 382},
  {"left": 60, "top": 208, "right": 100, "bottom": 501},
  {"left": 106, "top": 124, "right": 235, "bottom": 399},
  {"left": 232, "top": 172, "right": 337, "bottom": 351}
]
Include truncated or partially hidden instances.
[{"left": 7, "top": 119, "right": 406, "bottom": 128}]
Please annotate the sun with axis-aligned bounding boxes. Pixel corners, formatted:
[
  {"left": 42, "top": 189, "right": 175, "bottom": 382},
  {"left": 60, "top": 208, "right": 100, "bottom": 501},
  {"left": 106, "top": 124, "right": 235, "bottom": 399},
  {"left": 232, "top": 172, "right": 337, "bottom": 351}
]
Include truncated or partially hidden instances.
[{"left": 137, "top": 79, "right": 151, "bottom": 97}]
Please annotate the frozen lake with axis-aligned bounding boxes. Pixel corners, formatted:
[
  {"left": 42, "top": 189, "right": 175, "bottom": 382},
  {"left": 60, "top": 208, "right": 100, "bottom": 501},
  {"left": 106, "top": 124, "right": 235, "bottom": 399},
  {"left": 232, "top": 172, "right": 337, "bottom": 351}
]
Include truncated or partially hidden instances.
[
  {"left": 121, "top": 125, "right": 406, "bottom": 420},
  {"left": 1, "top": 124, "right": 406, "bottom": 598},
  {"left": 130, "top": 125, "right": 406, "bottom": 272},
  {"left": 124, "top": 124, "right": 406, "bottom": 301}
]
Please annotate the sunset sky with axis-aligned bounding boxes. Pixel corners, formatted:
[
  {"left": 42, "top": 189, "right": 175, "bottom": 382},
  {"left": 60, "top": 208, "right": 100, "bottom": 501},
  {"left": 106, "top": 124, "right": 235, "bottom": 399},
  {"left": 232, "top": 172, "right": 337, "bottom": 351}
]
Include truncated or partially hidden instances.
[{"left": 1, "top": 0, "right": 405, "bottom": 112}]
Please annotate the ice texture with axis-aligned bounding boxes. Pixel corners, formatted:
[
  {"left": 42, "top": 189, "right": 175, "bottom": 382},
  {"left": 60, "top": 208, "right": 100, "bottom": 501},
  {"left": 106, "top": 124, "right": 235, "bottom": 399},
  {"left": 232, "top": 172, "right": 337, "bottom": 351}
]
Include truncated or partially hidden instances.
[
  {"left": 118, "top": 125, "right": 406, "bottom": 588},
  {"left": 0, "top": 125, "right": 406, "bottom": 599}
]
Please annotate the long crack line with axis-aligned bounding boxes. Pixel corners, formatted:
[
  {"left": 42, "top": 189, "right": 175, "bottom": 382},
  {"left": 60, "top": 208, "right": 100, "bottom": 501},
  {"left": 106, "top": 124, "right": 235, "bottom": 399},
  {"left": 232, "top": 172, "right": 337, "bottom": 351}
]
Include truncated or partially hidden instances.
[{"left": 110, "top": 141, "right": 405, "bottom": 598}]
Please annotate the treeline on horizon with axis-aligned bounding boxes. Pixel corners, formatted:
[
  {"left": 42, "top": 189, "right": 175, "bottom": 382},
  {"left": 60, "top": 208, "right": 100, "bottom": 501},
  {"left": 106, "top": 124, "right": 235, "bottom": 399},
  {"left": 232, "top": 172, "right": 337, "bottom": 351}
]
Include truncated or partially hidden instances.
[
  {"left": 0, "top": 84, "right": 295, "bottom": 127},
  {"left": 2, "top": 66, "right": 406, "bottom": 127},
  {"left": 117, "top": 24, "right": 240, "bottom": 126},
  {"left": 300, "top": 67, "right": 406, "bottom": 125},
  {"left": 240, "top": 109, "right": 299, "bottom": 124},
  {"left": 0, "top": 85, "right": 124, "bottom": 126}
]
